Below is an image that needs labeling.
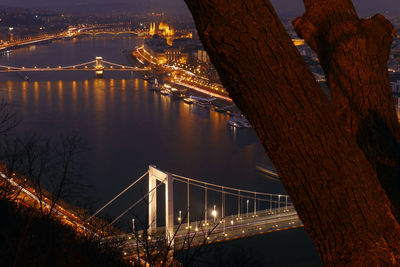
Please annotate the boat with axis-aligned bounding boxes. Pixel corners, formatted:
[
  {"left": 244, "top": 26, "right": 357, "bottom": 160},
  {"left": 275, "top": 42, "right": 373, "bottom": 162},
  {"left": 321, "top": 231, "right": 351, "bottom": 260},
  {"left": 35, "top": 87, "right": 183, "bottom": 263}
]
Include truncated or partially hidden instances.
[
  {"left": 183, "top": 97, "right": 195, "bottom": 104},
  {"left": 151, "top": 78, "right": 160, "bottom": 91},
  {"left": 168, "top": 87, "right": 186, "bottom": 99},
  {"left": 190, "top": 96, "right": 216, "bottom": 107},
  {"left": 214, "top": 104, "right": 234, "bottom": 113},
  {"left": 160, "top": 89, "right": 170, "bottom": 95},
  {"left": 227, "top": 118, "right": 241, "bottom": 128},
  {"left": 162, "top": 83, "right": 172, "bottom": 90},
  {"left": 214, "top": 106, "right": 225, "bottom": 113},
  {"left": 196, "top": 100, "right": 212, "bottom": 107},
  {"left": 227, "top": 115, "right": 252, "bottom": 128}
]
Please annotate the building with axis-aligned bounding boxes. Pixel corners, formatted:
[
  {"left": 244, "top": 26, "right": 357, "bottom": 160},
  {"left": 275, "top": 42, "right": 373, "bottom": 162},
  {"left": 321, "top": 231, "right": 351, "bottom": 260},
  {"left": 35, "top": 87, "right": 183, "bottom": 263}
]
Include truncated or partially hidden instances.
[
  {"left": 143, "top": 35, "right": 168, "bottom": 64},
  {"left": 197, "top": 50, "right": 210, "bottom": 64},
  {"left": 149, "top": 19, "right": 175, "bottom": 37},
  {"left": 165, "top": 48, "right": 188, "bottom": 64},
  {"left": 143, "top": 35, "right": 194, "bottom": 65}
]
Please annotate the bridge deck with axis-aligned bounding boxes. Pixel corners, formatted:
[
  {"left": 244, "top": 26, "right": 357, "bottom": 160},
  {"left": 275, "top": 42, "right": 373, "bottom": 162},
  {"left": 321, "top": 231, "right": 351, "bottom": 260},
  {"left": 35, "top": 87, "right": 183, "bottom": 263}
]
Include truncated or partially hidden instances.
[{"left": 107, "top": 207, "right": 302, "bottom": 255}]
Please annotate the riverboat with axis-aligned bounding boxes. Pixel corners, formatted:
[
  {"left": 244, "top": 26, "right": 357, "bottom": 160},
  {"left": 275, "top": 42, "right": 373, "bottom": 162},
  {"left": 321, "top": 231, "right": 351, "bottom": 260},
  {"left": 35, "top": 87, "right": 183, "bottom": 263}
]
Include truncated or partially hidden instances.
[
  {"left": 160, "top": 89, "right": 170, "bottom": 95},
  {"left": 190, "top": 96, "right": 216, "bottom": 108},
  {"left": 183, "top": 97, "right": 195, "bottom": 104},
  {"left": 151, "top": 78, "right": 160, "bottom": 91},
  {"left": 227, "top": 115, "right": 251, "bottom": 128}
]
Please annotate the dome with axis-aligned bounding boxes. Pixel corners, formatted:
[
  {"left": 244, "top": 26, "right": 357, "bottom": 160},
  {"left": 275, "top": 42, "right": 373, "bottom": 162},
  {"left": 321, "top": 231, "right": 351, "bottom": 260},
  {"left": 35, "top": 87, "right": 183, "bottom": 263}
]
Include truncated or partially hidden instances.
[{"left": 159, "top": 20, "right": 169, "bottom": 30}]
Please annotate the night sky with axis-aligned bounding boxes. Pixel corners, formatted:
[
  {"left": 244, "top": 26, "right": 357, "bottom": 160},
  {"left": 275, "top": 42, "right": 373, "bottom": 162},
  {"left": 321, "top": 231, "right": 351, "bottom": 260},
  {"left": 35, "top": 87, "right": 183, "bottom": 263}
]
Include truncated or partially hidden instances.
[{"left": 0, "top": 0, "right": 399, "bottom": 16}]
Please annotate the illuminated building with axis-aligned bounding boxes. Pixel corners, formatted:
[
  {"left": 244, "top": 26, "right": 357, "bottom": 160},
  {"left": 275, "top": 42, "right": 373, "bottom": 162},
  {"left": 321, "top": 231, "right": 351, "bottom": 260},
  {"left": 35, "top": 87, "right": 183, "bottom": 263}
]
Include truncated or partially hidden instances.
[
  {"left": 165, "top": 48, "right": 188, "bottom": 64},
  {"left": 149, "top": 19, "right": 175, "bottom": 37},
  {"left": 144, "top": 35, "right": 190, "bottom": 65},
  {"left": 197, "top": 50, "right": 210, "bottom": 64},
  {"left": 149, "top": 22, "right": 156, "bottom": 36},
  {"left": 143, "top": 35, "right": 168, "bottom": 64}
]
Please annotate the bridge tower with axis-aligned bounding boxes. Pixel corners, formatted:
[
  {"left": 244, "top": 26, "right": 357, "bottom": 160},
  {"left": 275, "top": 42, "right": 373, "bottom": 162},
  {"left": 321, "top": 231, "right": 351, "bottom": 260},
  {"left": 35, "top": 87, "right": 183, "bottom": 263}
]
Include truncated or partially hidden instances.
[
  {"left": 148, "top": 165, "right": 174, "bottom": 243},
  {"left": 95, "top": 56, "right": 104, "bottom": 78}
]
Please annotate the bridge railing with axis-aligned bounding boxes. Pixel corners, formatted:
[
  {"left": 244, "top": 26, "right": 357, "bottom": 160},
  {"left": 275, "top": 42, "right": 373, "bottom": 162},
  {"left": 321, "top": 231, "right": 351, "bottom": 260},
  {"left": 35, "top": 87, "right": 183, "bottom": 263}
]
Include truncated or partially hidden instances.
[{"left": 108, "top": 206, "right": 301, "bottom": 246}]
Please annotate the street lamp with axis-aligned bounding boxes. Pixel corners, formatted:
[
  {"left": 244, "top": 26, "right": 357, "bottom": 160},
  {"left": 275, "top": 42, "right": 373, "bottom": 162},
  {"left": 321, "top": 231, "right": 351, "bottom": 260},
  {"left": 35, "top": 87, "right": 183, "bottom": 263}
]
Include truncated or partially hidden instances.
[
  {"left": 278, "top": 195, "right": 281, "bottom": 212},
  {"left": 211, "top": 205, "right": 217, "bottom": 223},
  {"left": 178, "top": 210, "right": 182, "bottom": 222}
]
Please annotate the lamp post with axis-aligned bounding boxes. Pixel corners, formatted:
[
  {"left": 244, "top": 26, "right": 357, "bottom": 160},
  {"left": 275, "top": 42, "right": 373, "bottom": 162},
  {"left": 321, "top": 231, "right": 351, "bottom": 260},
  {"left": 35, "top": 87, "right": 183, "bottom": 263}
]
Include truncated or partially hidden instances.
[
  {"left": 178, "top": 210, "right": 182, "bottom": 223},
  {"left": 211, "top": 205, "right": 217, "bottom": 223},
  {"left": 278, "top": 195, "right": 281, "bottom": 212},
  {"left": 246, "top": 199, "right": 249, "bottom": 217}
]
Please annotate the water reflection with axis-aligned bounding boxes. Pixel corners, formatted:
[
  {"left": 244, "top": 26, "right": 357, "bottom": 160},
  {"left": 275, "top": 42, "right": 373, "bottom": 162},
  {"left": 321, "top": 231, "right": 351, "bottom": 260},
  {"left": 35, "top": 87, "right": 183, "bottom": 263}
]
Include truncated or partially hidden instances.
[
  {"left": 121, "top": 79, "right": 126, "bottom": 90},
  {"left": 190, "top": 105, "right": 210, "bottom": 119},
  {"left": 227, "top": 126, "right": 259, "bottom": 147},
  {"left": 7, "top": 81, "right": 12, "bottom": 102},
  {"left": 34, "top": 81, "right": 39, "bottom": 110},
  {"left": 46, "top": 81, "right": 51, "bottom": 106},
  {"left": 22, "top": 81, "right": 27, "bottom": 105},
  {"left": 84, "top": 80, "right": 89, "bottom": 107},
  {"left": 109, "top": 79, "right": 115, "bottom": 112},
  {"left": 58, "top": 80, "right": 63, "bottom": 112},
  {"left": 72, "top": 81, "right": 78, "bottom": 114}
]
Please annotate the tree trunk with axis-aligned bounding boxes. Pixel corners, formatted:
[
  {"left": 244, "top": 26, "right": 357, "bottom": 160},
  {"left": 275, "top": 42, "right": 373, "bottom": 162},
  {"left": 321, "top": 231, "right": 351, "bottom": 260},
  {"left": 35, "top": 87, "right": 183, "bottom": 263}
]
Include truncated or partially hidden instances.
[
  {"left": 184, "top": 0, "right": 400, "bottom": 265},
  {"left": 293, "top": 0, "right": 400, "bottom": 221}
]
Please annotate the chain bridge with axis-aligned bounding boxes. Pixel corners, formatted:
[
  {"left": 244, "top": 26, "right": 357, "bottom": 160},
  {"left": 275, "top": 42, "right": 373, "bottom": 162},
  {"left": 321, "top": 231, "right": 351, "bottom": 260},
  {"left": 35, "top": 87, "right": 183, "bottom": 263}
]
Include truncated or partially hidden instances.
[{"left": 0, "top": 57, "right": 150, "bottom": 77}]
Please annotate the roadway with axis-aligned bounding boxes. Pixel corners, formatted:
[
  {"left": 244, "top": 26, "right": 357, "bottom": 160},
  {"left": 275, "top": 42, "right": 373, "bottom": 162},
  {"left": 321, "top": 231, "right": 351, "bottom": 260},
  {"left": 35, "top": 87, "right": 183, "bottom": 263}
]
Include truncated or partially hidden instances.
[
  {"left": 106, "top": 207, "right": 302, "bottom": 256},
  {"left": 0, "top": 169, "right": 101, "bottom": 236}
]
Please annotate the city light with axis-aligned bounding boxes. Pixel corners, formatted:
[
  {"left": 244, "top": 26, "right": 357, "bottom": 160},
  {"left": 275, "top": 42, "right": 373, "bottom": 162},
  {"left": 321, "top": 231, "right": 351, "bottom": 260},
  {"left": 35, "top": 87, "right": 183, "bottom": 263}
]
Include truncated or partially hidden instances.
[
  {"left": 212, "top": 205, "right": 217, "bottom": 222},
  {"left": 178, "top": 210, "right": 182, "bottom": 222}
]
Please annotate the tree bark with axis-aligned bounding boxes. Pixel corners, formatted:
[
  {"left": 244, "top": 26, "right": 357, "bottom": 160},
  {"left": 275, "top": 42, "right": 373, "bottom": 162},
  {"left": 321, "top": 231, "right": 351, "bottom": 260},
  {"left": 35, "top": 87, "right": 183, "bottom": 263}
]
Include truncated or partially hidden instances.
[
  {"left": 184, "top": 0, "right": 400, "bottom": 265},
  {"left": 293, "top": 0, "right": 400, "bottom": 221}
]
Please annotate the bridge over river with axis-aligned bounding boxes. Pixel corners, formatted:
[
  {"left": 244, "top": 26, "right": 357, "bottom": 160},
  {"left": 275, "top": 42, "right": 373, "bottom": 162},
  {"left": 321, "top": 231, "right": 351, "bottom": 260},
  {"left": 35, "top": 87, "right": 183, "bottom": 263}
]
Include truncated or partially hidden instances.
[
  {"left": 0, "top": 57, "right": 150, "bottom": 78},
  {"left": 87, "top": 166, "right": 302, "bottom": 255}
]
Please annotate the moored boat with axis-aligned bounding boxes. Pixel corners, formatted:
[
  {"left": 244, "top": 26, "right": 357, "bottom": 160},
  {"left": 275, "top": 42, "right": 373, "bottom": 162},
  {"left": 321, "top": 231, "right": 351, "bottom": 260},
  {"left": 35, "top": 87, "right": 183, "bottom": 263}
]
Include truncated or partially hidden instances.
[
  {"left": 227, "top": 115, "right": 252, "bottom": 128},
  {"left": 183, "top": 97, "right": 195, "bottom": 104}
]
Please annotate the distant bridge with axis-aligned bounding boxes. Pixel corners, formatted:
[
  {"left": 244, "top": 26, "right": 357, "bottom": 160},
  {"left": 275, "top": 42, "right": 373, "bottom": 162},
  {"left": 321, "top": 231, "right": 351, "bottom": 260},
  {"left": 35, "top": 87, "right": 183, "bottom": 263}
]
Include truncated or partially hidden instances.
[
  {"left": 0, "top": 57, "right": 150, "bottom": 77},
  {"left": 73, "top": 31, "right": 141, "bottom": 37}
]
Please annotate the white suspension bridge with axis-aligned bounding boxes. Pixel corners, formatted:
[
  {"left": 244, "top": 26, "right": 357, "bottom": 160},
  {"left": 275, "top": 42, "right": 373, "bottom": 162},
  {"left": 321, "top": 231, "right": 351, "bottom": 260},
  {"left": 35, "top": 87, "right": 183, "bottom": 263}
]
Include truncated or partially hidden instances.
[
  {"left": 0, "top": 57, "right": 150, "bottom": 77},
  {"left": 88, "top": 165, "right": 302, "bottom": 253}
]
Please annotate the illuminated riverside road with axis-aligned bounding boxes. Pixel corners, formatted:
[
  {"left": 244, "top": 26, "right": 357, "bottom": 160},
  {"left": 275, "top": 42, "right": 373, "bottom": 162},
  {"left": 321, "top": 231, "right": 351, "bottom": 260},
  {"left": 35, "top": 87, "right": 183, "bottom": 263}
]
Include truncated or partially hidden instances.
[{"left": 0, "top": 35, "right": 320, "bottom": 265}]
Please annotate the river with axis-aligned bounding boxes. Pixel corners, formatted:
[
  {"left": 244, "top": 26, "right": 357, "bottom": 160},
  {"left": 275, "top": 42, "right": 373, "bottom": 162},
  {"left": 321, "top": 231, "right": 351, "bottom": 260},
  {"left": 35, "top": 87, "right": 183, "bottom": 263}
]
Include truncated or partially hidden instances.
[{"left": 0, "top": 36, "right": 320, "bottom": 266}]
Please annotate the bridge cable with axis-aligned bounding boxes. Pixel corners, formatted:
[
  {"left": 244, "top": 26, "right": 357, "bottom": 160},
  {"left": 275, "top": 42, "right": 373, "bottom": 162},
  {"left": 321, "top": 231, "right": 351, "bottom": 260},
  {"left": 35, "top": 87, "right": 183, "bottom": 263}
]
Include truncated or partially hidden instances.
[
  {"left": 171, "top": 173, "right": 284, "bottom": 198},
  {"left": 87, "top": 171, "right": 148, "bottom": 221},
  {"left": 172, "top": 176, "right": 287, "bottom": 205},
  {"left": 204, "top": 185, "right": 207, "bottom": 224},
  {"left": 187, "top": 179, "right": 190, "bottom": 228},
  {"left": 108, "top": 177, "right": 167, "bottom": 227}
]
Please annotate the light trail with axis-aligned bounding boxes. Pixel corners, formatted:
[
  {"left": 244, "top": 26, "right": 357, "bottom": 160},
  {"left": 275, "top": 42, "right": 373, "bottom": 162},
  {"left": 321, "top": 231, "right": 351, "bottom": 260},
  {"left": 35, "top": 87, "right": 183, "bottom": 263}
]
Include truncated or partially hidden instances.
[{"left": 0, "top": 171, "right": 98, "bottom": 236}]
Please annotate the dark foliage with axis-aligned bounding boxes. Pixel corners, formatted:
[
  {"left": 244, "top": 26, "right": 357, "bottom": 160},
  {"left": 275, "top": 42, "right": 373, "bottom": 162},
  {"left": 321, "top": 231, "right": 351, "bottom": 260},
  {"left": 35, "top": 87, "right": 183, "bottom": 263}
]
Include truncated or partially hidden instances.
[{"left": 0, "top": 196, "right": 128, "bottom": 266}]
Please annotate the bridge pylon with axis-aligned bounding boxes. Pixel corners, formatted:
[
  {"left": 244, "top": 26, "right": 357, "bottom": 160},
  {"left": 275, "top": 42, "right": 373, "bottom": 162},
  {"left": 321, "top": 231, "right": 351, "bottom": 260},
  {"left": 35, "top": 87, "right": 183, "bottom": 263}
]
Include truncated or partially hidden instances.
[
  {"left": 95, "top": 56, "right": 104, "bottom": 78},
  {"left": 148, "top": 165, "right": 174, "bottom": 243}
]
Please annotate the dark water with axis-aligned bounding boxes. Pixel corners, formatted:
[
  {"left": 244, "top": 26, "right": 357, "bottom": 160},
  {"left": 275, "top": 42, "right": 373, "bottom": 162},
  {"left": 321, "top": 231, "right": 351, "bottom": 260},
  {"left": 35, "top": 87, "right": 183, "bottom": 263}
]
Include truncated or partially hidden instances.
[{"left": 0, "top": 36, "right": 320, "bottom": 265}]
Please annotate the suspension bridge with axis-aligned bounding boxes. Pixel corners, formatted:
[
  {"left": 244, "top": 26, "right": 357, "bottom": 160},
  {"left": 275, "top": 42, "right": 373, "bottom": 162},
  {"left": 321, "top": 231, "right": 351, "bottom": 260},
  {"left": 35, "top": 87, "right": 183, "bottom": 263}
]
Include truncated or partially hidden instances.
[
  {"left": 0, "top": 57, "right": 150, "bottom": 77},
  {"left": 88, "top": 165, "right": 302, "bottom": 254}
]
